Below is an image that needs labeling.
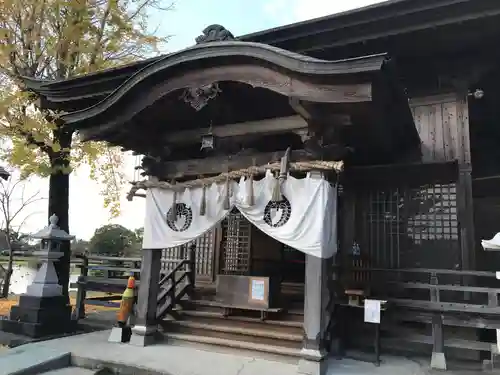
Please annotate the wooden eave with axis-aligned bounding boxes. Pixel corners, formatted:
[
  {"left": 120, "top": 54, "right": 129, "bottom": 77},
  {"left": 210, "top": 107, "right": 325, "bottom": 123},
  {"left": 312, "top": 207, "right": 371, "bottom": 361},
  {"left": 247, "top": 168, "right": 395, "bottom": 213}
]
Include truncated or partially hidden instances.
[
  {"left": 240, "top": 0, "right": 500, "bottom": 54},
  {"left": 21, "top": 0, "right": 500, "bottom": 114},
  {"left": 54, "top": 42, "right": 389, "bottom": 134}
]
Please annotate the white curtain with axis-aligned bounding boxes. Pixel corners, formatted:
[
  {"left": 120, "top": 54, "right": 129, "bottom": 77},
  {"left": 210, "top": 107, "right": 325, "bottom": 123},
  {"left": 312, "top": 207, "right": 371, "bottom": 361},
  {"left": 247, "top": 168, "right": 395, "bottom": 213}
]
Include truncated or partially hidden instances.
[{"left": 142, "top": 171, "right": 338, "bottom": 258}]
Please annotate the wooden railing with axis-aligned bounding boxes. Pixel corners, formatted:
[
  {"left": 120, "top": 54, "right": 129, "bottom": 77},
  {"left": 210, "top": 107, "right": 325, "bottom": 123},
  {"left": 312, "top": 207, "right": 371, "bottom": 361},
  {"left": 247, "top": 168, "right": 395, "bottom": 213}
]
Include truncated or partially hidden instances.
[
  {"left": 339, "top": 266, "right": 500, "bottom": 366},
  {"left": 72, "top": 247, "right": 196, "bottom": 323},
  {"left": 72, "top": 254, "right": 142, "bottom": 319},
  {"left": 157, "top": 244, "right": 196, "bottom": 320}
]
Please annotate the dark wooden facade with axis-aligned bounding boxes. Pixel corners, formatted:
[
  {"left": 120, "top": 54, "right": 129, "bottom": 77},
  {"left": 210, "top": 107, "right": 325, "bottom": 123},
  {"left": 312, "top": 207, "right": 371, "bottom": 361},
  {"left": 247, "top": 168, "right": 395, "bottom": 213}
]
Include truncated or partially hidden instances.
[{"left": 23, "top": 1, "right": 500, "bottom": 372}]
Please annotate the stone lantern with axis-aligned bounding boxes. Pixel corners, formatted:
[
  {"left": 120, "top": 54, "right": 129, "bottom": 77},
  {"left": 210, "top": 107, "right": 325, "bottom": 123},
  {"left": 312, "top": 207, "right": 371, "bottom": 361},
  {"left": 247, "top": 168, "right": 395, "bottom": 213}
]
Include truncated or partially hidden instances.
[
  {"left": 26, "top": 214, "right": 74, "bottom": 298},
  {"left": 0, "top": 214, "right": 76, "bottom": 338}
]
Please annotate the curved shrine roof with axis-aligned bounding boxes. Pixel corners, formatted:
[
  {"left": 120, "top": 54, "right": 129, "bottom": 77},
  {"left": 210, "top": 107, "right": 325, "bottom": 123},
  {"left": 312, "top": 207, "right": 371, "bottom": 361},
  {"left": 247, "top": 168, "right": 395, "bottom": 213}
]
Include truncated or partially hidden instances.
[
  {"left": 23, "top": 33, "right": 391, "bottom": 134},
  {"left": 21, "top": 25, "right": 419, "bottom": 162}
]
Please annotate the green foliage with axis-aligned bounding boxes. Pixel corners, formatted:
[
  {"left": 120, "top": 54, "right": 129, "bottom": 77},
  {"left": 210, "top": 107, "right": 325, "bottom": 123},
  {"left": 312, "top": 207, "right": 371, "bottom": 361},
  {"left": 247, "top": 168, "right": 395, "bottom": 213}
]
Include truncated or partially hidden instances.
[
  {"left": 0, "top": 0, "right": 171, "bottom": 217},
  {"left": 71, "top": 238, "right": 90, "bottom": 254},
  {"left": 89, "top": 224, "right": 142, "bottom": 256}
]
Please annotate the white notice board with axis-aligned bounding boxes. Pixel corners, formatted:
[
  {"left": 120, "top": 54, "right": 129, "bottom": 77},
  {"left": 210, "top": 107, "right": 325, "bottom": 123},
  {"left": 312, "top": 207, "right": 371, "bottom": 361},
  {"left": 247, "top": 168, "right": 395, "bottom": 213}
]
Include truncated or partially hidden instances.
[
  {"left": 364, "top": 299, "right": 381, "bottom": 324},
  {"left": 250, "top": 279, "right": 265, "bottom": 301}
]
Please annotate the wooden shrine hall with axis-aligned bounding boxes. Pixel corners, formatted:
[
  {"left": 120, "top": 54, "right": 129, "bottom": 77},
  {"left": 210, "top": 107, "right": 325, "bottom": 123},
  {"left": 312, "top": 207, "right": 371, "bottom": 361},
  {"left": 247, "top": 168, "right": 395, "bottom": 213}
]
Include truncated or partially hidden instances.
[
  {"left": 23, "top": 23, "right": 417, "bottom": 369},
  {"left": 22, "top": 0, "right": 500, "bottom": 373}
]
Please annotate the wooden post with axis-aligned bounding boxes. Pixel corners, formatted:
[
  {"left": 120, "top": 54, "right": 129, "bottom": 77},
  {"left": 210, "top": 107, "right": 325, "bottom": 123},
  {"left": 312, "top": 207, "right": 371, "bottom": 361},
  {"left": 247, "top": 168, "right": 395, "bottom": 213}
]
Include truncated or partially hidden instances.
[
  {"left": 186, "top": 244, "right": 196, "bottom": 299},
  {"left": 130, "top": 249, "right": 162, "bottom": 347},
  {"left": 487, "top": 291, "right": 500, "bottom": 354},
  {"left": 430, "top": 273, "right": 446, "bottom": 370},
  {"left": 72, "top": 275, "right": 86, "bottom": 320},
  {"left": 298, "top": 254, "right": 333, "bottom": 375},
  {"left": 458, "top": 164, "right": 476, "bottom": 297},
  {"left": 72, "top": 255, "right": 88, "bottom": 320}
]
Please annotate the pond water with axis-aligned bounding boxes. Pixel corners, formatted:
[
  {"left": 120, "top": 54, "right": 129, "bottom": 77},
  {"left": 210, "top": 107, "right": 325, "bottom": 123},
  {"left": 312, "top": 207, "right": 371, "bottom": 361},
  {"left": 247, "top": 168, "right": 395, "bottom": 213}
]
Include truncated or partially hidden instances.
[{"left": 3, "top": 264, "right": 79, "bottom": 295}]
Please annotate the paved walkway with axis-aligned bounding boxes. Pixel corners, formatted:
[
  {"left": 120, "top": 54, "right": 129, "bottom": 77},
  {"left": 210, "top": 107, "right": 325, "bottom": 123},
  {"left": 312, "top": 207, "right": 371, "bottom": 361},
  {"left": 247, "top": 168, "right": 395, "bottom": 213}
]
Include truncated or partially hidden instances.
[{"left": 17, "top": 330, "right": 467, "bottom": 375}]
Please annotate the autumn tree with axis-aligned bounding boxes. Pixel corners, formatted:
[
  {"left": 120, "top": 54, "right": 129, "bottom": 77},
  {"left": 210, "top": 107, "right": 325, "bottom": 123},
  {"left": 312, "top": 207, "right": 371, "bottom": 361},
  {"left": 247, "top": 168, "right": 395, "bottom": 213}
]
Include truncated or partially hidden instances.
[
  {"left": 0, "top": 0, "right": 171, "bottom": 299},
  {"left": 0, "top": 174, "right": 44, "bottom": 297}
]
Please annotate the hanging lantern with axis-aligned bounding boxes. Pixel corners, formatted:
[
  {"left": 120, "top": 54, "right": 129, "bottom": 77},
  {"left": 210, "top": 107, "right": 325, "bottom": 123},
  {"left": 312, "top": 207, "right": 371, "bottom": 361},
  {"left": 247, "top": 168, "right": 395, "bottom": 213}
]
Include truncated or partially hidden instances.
[{"left": 200, "top": 123, "right": 215, "bottom": 151}]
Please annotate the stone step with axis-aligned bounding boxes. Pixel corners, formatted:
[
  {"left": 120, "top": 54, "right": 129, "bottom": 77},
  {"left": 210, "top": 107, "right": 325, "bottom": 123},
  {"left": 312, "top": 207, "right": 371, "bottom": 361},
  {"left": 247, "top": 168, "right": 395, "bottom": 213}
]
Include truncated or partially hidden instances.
[
  {"left": 167, "top": 310, "right": 303, "bottom": 334},
  {"left": 165, "top": 332, "right": 302, "bottom": 358},
  {"left": 177, "top": 309, "right": 303, "bottom": 327},
  {"left": 40, "top": 367, "right": 96, "bottom": 375},
  {"left": 179, "top": 299, "right": 304, "bottom": 322},
  {"left": 0, "top": 346, "right": 71, "bottom": 375},
  {"left": 163, "top": 321, "right": 302, "bottom": 349},
  {"left": 164, "top": 320, "right": 303, "bottom": 342}
]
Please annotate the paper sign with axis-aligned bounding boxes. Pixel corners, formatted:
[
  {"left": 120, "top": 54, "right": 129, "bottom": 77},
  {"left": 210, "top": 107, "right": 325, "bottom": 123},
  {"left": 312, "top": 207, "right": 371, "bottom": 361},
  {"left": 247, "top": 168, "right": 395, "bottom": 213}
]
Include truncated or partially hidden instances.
[
  {"left": 364, "top": 299, "right": 381, "bottom": 324},
  {"left": 250, "top": 279, "right": 265, "bottom": 301}
]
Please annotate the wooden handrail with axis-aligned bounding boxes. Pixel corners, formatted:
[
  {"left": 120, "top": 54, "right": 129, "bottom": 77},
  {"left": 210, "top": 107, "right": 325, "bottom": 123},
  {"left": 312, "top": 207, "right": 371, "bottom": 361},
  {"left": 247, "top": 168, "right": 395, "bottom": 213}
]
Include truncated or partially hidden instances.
[
  {"left": 385, "top": 281, "right": 500, "bottom": 294},
  {"left": 84, "top": 255, "right": 142, "bottom": 262},
  {"left": 159, "top": 260, "right": 187, "bottom": 286},
  {"left": 344, "top": 267, "right": 496, "bottom": 278},
  {"left": 156, "top": 245, "right": 196, "bottom": 321}
]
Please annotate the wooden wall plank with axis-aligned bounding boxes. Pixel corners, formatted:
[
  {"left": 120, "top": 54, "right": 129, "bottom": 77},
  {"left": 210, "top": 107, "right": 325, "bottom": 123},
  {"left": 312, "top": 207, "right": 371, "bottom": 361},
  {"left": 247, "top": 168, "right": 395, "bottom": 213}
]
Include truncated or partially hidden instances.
[
  {"left": 442, "top": 102, "right": 455, "bottom": 160},
  {"left": 410, "top": 94, "right": 469, "bottom": 164}
]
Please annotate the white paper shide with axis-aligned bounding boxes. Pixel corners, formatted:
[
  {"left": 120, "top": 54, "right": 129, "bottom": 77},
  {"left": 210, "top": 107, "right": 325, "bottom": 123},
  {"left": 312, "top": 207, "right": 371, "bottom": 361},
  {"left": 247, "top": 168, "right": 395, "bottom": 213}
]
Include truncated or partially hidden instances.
[{"left": 142, "top": 171, "right": 338, "bottom": 258}]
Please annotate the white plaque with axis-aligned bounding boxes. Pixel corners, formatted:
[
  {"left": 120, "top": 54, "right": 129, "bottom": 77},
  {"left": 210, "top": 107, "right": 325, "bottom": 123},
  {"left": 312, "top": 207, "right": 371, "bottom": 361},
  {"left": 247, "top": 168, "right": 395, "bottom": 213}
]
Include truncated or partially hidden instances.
[
  {"left": 251, "top": 279, "right": 265, "bottom": 301},
  {"left": 364, "top": 299, "right": 381, "bottom": 324}
]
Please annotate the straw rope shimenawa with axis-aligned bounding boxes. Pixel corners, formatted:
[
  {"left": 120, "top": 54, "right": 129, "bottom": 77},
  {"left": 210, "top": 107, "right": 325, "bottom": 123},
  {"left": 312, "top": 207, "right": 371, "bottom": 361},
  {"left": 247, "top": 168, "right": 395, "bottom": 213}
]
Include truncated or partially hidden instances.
[{"left": 127, "top": 159, "right": 344, "bottom": 201}]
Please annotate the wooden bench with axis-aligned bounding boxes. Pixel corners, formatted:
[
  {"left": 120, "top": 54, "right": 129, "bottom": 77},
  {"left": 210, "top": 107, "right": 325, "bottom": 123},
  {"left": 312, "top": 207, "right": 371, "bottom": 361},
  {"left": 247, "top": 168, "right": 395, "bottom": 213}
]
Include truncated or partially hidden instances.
[
  {"left": 196, "top": 299, "right": 282, "bottom": 321},
  {"left": 215, "top": 275, "right": 282, "bottom": 320}
]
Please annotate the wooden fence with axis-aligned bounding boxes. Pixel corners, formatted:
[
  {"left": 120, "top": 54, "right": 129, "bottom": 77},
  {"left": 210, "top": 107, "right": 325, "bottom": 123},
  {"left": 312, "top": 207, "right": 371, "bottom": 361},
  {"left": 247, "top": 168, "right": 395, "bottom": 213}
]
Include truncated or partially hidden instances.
[{"left": 340, "top": 265, "right": 500, "bottom": 368}]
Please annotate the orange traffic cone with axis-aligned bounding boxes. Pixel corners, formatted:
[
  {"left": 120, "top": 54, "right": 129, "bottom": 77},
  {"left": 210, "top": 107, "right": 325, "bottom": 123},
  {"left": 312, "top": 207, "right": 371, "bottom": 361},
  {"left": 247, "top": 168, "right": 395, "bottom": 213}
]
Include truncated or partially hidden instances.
[{"left": 116, "top": 275, "right": 136, "bottom": 327}]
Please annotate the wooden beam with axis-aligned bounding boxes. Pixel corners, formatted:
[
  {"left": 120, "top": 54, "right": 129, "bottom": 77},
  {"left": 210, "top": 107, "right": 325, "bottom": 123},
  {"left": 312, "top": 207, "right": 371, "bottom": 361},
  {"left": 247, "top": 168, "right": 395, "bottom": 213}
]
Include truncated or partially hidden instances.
[
  {"left": 164, "top": 116, "right": 307, "bottom": 144},
  {"left": 78, "top": 63, "right": 372, "bottom": 142},
  {"left": 289, "top": 98, "right": 312, "bottom": 121},
  {"left": 159, "top": 149, "right": 315, "bottom": 179}
]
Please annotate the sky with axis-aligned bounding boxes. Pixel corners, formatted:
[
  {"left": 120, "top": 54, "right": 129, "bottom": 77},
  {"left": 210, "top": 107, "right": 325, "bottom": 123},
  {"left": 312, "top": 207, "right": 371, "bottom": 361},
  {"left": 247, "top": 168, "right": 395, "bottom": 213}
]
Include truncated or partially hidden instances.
[{"left": 10, "top": 0, "right": 386, "bottom": 240}]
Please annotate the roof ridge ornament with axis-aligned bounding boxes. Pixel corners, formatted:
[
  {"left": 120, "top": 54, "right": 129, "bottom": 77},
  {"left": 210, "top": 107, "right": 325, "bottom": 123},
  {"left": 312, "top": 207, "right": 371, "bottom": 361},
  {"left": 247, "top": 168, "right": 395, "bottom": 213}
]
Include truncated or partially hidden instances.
[{"left": 195, "top": 25, "right": 235, "bottom": 44}]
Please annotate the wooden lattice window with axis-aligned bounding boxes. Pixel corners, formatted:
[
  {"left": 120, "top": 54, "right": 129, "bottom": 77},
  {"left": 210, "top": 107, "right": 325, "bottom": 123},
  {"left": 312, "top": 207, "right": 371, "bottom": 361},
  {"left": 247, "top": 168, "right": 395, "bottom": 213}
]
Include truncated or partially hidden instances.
[
  {"left": 360, "top": 183, "right": 460, "bottom": 270},
  {"left": 193, "top": 229, "right": 216, "bottom": 282},
  {"left": 161, "top": 229, "right": 216, "bottom": 282},
  {"left": 161, "top": 246, "right": 184, "bottom": 273},
  {"left": 221, "top": 209, "right": 251, "bottom": 275}
]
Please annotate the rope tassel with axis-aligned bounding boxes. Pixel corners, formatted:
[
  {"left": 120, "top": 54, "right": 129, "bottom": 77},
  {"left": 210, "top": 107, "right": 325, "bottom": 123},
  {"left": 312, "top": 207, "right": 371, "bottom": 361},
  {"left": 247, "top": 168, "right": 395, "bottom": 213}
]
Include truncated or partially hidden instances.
[
  {"left": 223, "top": 177, "right": 231, "bottom": 210},
  {"left": 200, "top": 184, "right": 207, "bottom": 216},
  {"left": 271, "top": 173, "right": 283, "bottom": 201},
  {"left": 168, "top": 189, "right": 177, "bottom": 222},
  {"left": 247, "top": 174, "right": 255, "bottom": 206}
]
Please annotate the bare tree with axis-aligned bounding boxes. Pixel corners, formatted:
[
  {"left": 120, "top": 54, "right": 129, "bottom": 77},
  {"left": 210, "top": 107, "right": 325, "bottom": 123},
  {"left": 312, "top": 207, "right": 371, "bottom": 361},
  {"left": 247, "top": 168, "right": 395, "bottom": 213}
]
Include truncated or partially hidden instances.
[{"left": 0, "top": 175, "right": 44, "bottom": 297}]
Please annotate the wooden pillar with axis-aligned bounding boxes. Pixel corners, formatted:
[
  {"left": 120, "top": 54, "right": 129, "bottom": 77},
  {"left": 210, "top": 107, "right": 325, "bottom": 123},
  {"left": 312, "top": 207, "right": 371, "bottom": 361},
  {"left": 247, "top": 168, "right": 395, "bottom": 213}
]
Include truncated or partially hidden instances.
[
  {"left": 298, "top": 254, "right": 333, "bottom": 375},
  {"left": 458, "top": 165, "right": 476, "bottom": 273},
  {"left": 430, "top": 273, "right": 446, "bottom": 370},
  {"left": 130, "top": 249, "right": 162, "bottom": 347},
  {"left": 186, "top": 244, "right": 196, "bottom": 298},
  {"left": 456, "top": 95, "right": 476, "bottom": 274}
]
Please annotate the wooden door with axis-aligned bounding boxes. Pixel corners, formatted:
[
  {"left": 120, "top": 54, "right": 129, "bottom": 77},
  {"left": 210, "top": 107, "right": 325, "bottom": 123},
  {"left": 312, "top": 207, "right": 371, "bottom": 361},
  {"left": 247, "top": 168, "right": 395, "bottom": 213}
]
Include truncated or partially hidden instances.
[{"left": 220, "top": 209, "right": 252, "bottom": 275}]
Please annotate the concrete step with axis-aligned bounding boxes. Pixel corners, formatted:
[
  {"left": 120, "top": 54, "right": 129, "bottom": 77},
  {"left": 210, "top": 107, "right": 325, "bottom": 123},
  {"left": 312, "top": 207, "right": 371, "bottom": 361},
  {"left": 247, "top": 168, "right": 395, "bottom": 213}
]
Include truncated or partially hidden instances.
[{"left": 165, "top": 332, "right": 302, "bottom": 358}]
